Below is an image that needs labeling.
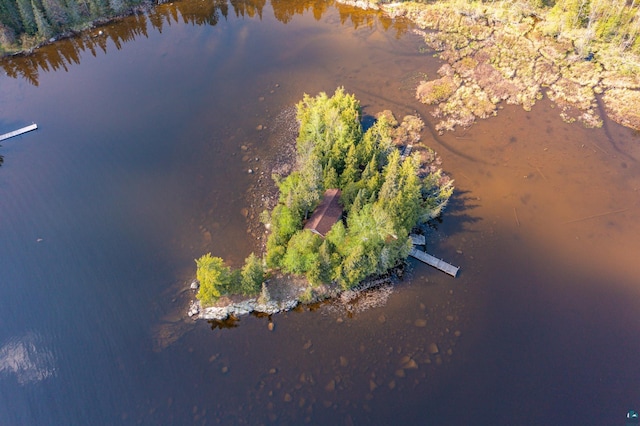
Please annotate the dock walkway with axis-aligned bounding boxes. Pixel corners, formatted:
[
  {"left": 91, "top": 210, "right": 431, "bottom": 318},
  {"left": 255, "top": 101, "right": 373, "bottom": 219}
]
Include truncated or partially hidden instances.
[
  {"left": 400, "top": 144, "right": 413, "bottom": 160},
  {"left": 410, "top": 233, "right": 426, "bottom": 246},
  {"left": 0, "top": 124, "right": 38, "bottom": 142},
  {"left": 409, "top": 247, "right": 459, "bottom": 277}
]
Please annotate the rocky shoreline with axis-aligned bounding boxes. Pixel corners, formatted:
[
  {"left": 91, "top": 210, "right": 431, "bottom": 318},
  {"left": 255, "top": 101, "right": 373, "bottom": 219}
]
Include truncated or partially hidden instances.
[{"left": 188, "top": 271, "right": 400, "bottom": 321}]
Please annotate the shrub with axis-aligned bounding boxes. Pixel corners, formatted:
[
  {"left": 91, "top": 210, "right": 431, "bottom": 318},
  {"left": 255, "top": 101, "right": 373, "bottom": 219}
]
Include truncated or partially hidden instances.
[
  {"left": 195, "top": 254, "right": 232, "bottom": 306},
  {"left": 416, "top": 76, "right": 458, "bottom": 104}
]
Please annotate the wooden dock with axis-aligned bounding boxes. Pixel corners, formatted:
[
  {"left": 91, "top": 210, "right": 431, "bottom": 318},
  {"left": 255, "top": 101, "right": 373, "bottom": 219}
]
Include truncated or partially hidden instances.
[
  {"left": 410, "top": 233, "right": 426, "bottom": 246},
  {"left": 400, "top": 144, "right": 413, "bottom": 160},
  {"left": 0, "top": 124, "right": 38, "bottom": 142},
  {"left": 409, "top": 247, "right": 459, "bottom": 277}
]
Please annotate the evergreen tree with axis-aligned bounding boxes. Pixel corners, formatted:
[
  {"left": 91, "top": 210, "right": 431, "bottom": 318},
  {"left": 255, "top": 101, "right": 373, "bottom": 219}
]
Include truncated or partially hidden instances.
[
  {"left": 281, "top": 230, "right": 322, "bottom": 275},
  {"left": 322, "top": 160, "right": 340, "bottom": 189},
  {"left": 265, "top": 204, "right": 301, "bottom": 268},
  {"left": 16, "top": 0, "right": 37, "bottom": 35},
  {"left": 88, "top": 0, "right": 109, "bottom": 18},
  {"left": 108, "top": 0, "right": 124, "bottom": 14},
  {"left": 42, "top": 0, "right": 69, "bottom": 28},
  {"left": 195, "top": 254, "right": 231, "bottom": 305},
  {"left": 63, "top": 0, "right": 85, "bottom": 22},
  {"left": 240, "top": 253, "right": 264, "bottom": 295},
  {"left": 0, "top": 0, "right": 25, "bottom": 34},
  {"left": 359, "top": 116, "right": 392, "bottom": 168},
  {"left": 32, "top": 0, "right": 52, "bottom": 38},
  {"left": 339, "top": 144, "right": 360, "bottom": 188}
]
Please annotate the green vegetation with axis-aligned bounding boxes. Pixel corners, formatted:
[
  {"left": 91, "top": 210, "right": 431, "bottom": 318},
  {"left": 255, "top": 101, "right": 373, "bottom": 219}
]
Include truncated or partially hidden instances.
[
  {"left": 375, "top": 0, "right": 640, "bottom": 56},
  {"left": 264, "top": 88, "right": 451, "bottom": 290},
  {"left": 0, "top": 0, "right": 148, "bottom": 53},
  {"left": 542, "top": 0, "right": 640, "bottom": 55},
  {"left": 416, "top": 75, "right": 458, "bottom": 105},
  {"left": 382, "top": 0, "right": 640, "bottom": 131},
  {"left": 194, "top": 88, "right": 453, "bottom": 306},
  {"left": 195, "top": 252, "right": 264, "bottom": 305},
  {"left": 2, "top": 0, "right": 637, "bottom": 56}
]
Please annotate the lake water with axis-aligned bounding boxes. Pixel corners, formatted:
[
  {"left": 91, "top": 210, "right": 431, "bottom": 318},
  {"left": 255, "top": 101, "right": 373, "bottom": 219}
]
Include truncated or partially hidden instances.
[{"left": 1, "top": 1, "right": 640, "bottom": 424}]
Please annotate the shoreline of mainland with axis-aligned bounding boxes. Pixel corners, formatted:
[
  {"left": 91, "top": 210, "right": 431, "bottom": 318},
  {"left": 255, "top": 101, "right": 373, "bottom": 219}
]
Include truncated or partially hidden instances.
[
  {"left": 338, "top": 0, "right": 640, "bottom": 132},
  {"left": 3, "top": 1, "right": 638, "bottom": 131}
]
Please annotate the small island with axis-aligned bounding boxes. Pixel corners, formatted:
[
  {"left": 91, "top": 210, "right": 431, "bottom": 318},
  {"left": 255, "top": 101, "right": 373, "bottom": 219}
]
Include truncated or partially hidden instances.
[{"left": 189, "top": 88, "right": 454, "bottom": 321}]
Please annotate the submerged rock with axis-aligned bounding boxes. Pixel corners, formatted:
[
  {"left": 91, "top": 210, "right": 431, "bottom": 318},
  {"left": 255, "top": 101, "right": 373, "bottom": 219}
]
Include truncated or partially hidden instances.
[
  {"left": 428, "top": 343, "right": 440, "bottom": 355},
  {"left": 414, "top": 319, "right": 427, "bottom": 327}
]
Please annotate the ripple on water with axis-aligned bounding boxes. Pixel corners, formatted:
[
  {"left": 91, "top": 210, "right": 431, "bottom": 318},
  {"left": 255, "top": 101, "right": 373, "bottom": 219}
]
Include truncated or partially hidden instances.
[{"left": 0, "top": 332, "right": 56, "bottom": 385}]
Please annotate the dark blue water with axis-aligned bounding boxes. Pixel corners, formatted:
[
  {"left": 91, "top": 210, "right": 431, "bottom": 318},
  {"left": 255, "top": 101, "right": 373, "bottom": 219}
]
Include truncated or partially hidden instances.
[{"left": 2, "top": 1, "right": 640, "bottom": 425}]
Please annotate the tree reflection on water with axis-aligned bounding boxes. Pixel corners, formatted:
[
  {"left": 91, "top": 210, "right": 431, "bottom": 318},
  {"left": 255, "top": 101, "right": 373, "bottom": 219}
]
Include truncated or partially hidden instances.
[{"left": 0, "top": 0, "right": 408, "bottom": 86}]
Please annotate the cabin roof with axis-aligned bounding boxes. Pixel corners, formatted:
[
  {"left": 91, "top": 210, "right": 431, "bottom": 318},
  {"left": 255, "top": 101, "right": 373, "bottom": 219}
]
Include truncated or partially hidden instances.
[{"left": 304, "top": 189, "right": 343, "bottom": 237}]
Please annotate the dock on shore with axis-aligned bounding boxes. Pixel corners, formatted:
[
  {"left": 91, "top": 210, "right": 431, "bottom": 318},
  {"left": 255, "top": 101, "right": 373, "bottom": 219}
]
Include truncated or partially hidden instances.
[
  {"left": 409, "top": 247, "right": 459, "bottom": 277},
  {"left": 410, "top": 233, "right": 426, "bottom": 246},
  {"left": 0, "top": 124, "right": 38, "bottom": 142},
  {"left": 400, "top": 144, "right": 413, "bottom": 160}
]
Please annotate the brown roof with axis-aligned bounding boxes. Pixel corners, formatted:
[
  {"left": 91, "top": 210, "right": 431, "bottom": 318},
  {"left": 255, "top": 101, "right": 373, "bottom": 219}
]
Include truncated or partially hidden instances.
[{"left": 304, "top": 189, "right": 343, "bottom": 237}]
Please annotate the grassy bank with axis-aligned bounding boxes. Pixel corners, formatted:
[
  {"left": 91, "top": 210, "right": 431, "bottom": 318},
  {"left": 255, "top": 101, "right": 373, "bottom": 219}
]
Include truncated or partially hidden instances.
[{"left": 364, "top": 0, "right": 640, "bottom": 131}]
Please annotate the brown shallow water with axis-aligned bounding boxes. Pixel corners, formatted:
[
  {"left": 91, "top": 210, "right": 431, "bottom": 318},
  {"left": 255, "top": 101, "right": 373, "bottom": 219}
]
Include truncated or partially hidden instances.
[{"left": 1, "top": 0, "right": 639, "bottom": 424}]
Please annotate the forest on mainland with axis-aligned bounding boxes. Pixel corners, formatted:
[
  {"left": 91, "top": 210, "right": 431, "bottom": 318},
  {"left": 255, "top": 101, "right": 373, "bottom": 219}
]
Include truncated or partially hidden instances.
[{"left": 1, "top": 0, "right": 639, "bottom": 56}]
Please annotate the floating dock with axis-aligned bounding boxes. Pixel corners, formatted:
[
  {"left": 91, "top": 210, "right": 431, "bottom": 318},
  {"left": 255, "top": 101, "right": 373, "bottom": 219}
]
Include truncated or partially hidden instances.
[
  {"left": 0, "top": 124, "right": 38, "bottom": 142},
  {"left": 409, "top": 247, "right": 459, "bottom": 277}
]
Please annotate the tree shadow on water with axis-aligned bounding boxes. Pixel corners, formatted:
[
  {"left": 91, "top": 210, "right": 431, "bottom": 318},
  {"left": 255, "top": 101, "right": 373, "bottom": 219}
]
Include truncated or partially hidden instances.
[
  {"left": 424, "top": 189, "right": 482, "bottom": 238},
  {"left": 208, "top": 317, "right": 240, "bottom": 330},
  {"left": 360, "top": 113, "right": 377, "bottom": 132}
]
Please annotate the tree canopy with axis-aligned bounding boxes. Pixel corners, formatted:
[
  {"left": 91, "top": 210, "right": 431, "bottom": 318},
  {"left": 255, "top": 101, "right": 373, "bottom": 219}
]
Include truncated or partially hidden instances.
[
  {"left": 195, "top": 252, "right": 264, "bottom": 305},
  {"left": 264, "top": 88, "right": 453, "bottom": 289}
]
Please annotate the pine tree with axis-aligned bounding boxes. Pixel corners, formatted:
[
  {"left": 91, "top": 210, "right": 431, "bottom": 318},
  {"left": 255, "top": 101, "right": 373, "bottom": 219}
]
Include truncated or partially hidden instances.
[
  {"left": 41, "top": 0, "right": 69, "bottom": 28},
  {"left": 108, "top": 0, "right": 124, "bottom": 14},
  {"left": 195, "top": 254, "right": 232, "bottom": 305},
  {"left": 63, "top": 0, "right": 85, "bottom": 22},
  {"left": 16, "top": 0, "right": 37, "bottom": 35},
  {"left": 322, "top": 160, "right": 340, "bottom": 189},
  {"left": 88, "top": 0, "right": 109, "bottom": 18},
  {"left": 0, "top": 0, "right": 25, "bottom": 34},
  {"left": 32, "top": 0, "right": 52, "bottom": 38},
  {"left": 339, "top": 144, "right": 360, "bottom": 188},
  {"left": 240, "top": 253, "right": 264, "bottom": 295}
]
